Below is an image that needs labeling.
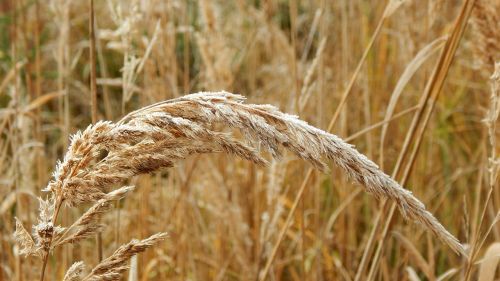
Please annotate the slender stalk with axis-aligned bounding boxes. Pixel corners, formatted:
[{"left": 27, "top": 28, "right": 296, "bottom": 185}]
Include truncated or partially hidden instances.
[
  {"left": 39, "top": 199, "right": 63, "bottom": 281},
  {"left": 258, "top": 169, "right": 313, "bottom": 281},
  {"left": 327, "top": 16, "right": 386, "bottom": 130},
  {"left": 355, "top": 75, "right": 432, "bottom": 281},
  {"left": 258, "top": 4, "right": 388, "bottom": 280},
  {"left": 183, "top": 5, "right": 190, "bottom": 94},
  {"left": 363, "top": 1, "right": 475, "bottom": 279},
  {"left": 34, "top": 0, "right": 44, "bottom": 192},
  {"left": 94, "top": 16, "right": 113, "bottom": 120},
  {"left": 89, "top": 0, "right": 98, "bottom": 124},
  {"left": 11, "top": 1, "right": 22, "bottom": 279},
  {"left": 289, "top": 0, "right": 299, "bottom": 112},
  {"left": 88, "top": 0, "right": 102, "bottom": 262},
  {"left": 464, "top": 62, "right": 500, "bottom": 281}
]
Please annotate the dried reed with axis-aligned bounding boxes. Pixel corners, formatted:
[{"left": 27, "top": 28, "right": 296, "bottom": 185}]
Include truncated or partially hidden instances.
[{"left": 15, "top": 92, "right": 465, "bottom": 280}]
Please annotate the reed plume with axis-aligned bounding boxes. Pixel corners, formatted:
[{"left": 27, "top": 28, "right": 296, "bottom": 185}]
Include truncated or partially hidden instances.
[{"left": 15, "top": 91, "right": 466, "bottom": 280}]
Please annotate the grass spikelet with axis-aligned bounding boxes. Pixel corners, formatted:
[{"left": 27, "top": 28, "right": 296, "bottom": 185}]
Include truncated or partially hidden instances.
[
  {"left": 82, "top": 232, "right": 168, "bottom": 281},
  {"left": 14, "top": 217, "right": 38, "bottom": 257},
  {"left": 53, "top": 186, "right": 135, "bottom": 246},
  {"left": 62, "top": 261, "right": 85, "bottom": 281}
]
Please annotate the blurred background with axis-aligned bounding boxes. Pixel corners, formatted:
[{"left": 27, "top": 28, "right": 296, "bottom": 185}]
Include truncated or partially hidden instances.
[{"left": 0, "top": 0, "right": 499, "bottom": 280}]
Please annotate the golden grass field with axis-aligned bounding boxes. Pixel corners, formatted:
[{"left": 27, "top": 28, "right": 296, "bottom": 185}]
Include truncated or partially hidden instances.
[{"left": 0, "top": 0, "right": 499, "bottom": 280}]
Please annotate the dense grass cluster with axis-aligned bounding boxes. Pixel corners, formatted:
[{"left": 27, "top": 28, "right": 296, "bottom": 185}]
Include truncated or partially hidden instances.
[{"left": 0, "top": 0, "right": 499, "bottom": 280}]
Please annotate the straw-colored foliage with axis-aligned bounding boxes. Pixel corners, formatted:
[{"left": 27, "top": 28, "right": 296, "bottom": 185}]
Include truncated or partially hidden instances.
[{"left": 1, "top": 0, "right": 499, "bottom": 280}]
